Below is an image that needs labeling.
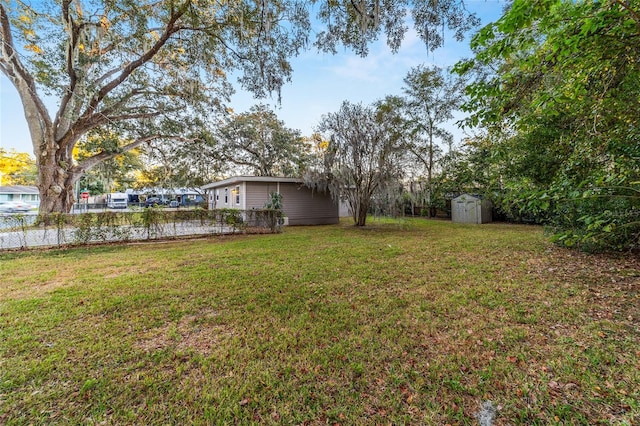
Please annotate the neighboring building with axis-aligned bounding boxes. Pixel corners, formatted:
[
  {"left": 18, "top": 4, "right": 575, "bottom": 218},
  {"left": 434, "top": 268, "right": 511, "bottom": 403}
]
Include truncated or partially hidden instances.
[
  {"left": 0, "top": 185, "right": 39, "bottom": 206},
  {"left": 202, "top": 176, "right": 339, "bottom": 225},
  {"left": 172, "top": 189, "right": 205, "bottom": 206},
  {"left": 451, "top": 194, "right": 492, "bottom": 224},
  {"left": 124, "top": 188, "right": 205, "bottom": 206}
]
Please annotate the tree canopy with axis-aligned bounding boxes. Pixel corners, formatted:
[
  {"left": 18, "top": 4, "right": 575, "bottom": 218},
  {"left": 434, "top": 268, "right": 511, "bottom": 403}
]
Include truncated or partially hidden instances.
[
  {"left": 308, "top": 101, "right": 405, "bottom": 226},
  {"left": 1, "top": 0, "right": 478, "bottom": 213},
  {"left": 454, "top": 0, "right": 640, "bottom": 251},
  {"left": 0, "top": 148, "right": 36, "bottom": 186},
  {"left": 219, "top": 104, "right": 310, "bottom": 177},
  {"left": 74, "top": 131, "right": 144, "bottom": 195},
  {"left": 134, "top": 104, "right": 311, "bottom": 190},
  {"left": 390, "top": 65, "right": 466, "bottom": 213}
]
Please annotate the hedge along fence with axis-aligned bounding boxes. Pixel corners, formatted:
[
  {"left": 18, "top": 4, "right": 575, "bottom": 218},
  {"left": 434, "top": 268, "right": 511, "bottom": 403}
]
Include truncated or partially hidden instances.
[{"left": 0, "top": 208, "right": 283, "bottom": 251}]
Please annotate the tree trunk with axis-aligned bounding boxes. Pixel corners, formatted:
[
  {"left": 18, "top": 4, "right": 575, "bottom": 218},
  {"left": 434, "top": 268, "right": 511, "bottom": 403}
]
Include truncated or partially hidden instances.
[
  {"left": 356, "top": 202, "right": 368, "bottom": 226},
  {"left": 1, "top": 18, "right": 79, "bottom": 214},
  {"left": 37, "top": 147, "right": 82, "bottom": 214},
  {"left": 427, "top": 125, "right": 434, "bottom": 190}
]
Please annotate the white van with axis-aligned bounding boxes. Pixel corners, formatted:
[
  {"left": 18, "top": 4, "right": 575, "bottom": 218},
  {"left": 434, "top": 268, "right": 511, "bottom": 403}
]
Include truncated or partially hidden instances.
[{"left": 106, "top": 192, "right": 128, "bottom": 209}]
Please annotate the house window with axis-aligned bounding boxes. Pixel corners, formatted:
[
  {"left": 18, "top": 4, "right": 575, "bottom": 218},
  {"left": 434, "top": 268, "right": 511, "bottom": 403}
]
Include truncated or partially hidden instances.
[
  {"left": 235, "top": 185, "right": 240, "bottom": 205},
  {"left": 224, "top": 188, "right": 228, "bottom": 204},
  {"left": 215, "top": 190, "right": 219, "bottom": 201}
]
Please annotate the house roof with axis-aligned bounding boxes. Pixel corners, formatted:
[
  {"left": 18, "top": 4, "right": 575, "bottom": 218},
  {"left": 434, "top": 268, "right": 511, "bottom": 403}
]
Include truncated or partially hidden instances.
[
  {"left": 0, "top": 185, "right": 39, "bottom": 195},
  {"left": 202, "top": 176, "right": 303, "bottom": 190}
]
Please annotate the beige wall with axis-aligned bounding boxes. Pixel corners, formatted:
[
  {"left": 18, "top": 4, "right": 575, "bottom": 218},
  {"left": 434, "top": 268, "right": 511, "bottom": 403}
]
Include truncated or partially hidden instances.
[
  {"left": 277, "top": 183, "right": 338, "bottom": 225},
  {"left": 240, "top": 181, "right": 339, "bottom": 225},
  {"left": 245, "top": 181, "right": 278, "bottom": 210},
  {"left": 207, "top": 180, "right": 338, "bottom": 225},
  {"left": 210, "top": 184, "right": 244, "bottom": 210}
]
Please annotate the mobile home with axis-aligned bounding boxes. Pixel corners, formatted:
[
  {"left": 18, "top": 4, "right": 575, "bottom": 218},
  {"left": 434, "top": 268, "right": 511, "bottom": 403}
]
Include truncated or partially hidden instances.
[{"left": 106, "top": 192, "right": 128, "bottom": 209}]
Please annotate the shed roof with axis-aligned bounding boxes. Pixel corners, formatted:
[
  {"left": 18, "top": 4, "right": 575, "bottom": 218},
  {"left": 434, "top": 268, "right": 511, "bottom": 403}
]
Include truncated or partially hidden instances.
[
  {"left": 452, "top": 193, "right": 484, "bottom": 201},
  {"left": 202, "top": 176, "right": 303, "bottom": 190}
]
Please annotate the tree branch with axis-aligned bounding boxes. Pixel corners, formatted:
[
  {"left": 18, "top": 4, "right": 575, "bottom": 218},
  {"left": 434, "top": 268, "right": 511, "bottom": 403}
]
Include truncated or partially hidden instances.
[
  {"left": 0, "top": 3, "right": 53, "bottom": 153},
  {"left": 612, "top": 0, "right": 640, "bottom": 27},
  {"left": 76, "top": 134, "right": 193, "bottom": 172},
  {"left": 64, "top": 5, "right": 189, "bottom": 148},
  {"left": 92, "top": 8, "right": 186, "bottom": 107},
  {"left": 55, "top": 0, "right": 81, "bottom": 137}
]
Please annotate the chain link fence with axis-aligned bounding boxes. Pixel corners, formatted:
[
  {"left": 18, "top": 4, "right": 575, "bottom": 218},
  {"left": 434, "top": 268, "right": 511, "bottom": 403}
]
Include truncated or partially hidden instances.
[{"left": 0, "top": 208, "right": 282, "bottom": 251}]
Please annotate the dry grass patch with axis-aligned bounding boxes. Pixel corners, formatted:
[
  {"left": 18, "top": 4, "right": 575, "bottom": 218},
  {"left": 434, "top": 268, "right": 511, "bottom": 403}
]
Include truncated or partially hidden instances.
[{"left": 137, "top": 309, "right": 234, "bottom": 356}]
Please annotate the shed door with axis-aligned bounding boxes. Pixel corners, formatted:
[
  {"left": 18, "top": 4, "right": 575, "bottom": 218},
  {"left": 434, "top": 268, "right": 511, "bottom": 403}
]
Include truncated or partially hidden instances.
[{"left": 453, "top": 199, "right": 479, "bottom": 223}]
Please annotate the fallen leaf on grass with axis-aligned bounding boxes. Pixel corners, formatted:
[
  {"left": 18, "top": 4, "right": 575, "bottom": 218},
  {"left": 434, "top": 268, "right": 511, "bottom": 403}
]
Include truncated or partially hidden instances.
[{"left": 548, "top": 381, "right": 560, "bottom": 388}]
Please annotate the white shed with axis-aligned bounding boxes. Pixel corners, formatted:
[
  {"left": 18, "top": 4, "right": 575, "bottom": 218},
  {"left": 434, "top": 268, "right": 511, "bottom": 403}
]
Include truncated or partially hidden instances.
[{"left": 451, "top": 194, "right": 492, "bottom": 224}]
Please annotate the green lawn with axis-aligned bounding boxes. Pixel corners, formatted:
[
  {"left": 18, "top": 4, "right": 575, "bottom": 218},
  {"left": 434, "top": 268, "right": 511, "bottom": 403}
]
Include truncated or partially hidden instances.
[{"left": 1, "top": 218, "right": 638, "bottom": 425}]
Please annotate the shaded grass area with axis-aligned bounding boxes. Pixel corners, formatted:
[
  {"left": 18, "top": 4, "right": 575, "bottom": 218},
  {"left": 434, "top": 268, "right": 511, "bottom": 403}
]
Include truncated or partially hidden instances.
[{"left": 1, "top": 218, "right": 639, "bottom": 424}]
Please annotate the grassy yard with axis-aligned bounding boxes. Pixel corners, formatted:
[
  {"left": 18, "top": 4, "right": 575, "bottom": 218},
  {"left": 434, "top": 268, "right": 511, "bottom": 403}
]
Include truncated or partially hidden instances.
[{"left": 0, "top": 218, "right": 638, "bottom": 425}]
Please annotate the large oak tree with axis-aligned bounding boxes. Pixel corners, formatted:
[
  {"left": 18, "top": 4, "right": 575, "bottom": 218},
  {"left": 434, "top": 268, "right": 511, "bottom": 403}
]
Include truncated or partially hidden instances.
[
  {"left": 219, "top": 104, "right": 310, "bottom": 176},
  {"left": 1, "top": 0, "right": 477, "bottom": 213}
]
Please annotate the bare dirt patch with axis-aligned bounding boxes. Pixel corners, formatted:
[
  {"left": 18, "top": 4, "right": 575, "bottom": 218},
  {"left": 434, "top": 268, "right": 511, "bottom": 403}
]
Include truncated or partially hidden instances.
[{"left": 136, "top": 309, "right": 234, "bottom": 356}]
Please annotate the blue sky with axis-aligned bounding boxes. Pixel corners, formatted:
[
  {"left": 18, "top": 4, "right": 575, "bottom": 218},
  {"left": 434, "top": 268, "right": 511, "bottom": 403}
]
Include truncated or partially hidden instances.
[{"left": 0, "top": 1, "right": 506, "bottom": 155}]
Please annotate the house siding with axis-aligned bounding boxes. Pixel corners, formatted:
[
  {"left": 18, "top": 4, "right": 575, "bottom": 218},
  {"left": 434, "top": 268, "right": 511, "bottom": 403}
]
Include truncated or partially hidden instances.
[
  {"left": 209, "top": 185, "right": 243, "bottom": 209},
  {"left": 245, "top": 181, "right": 279, "bottom": 210},
  {"left": 204, "top": 178, "right": 339, "bottom": 226},
  {"left": 278, "top": 183, "right": 338, "bottom": 225}
]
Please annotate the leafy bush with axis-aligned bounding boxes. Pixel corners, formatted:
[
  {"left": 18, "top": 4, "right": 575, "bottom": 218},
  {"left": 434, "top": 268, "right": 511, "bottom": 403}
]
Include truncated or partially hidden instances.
[
  {"left": 1, "top": 209, "right": 281, "bottom": 250},
  {"left": 548, "top": 186, "right": 640, "bottom": 252},
  {"left": 263, "top": 192, "right": 284, "bottom": 231}
]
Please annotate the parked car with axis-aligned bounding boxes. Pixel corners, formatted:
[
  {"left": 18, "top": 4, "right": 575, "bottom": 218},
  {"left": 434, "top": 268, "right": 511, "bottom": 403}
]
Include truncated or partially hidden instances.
[
  {"left": 13, "top": 200, "right": 32, "bottom": 210},
  {"left": 0, "top": 201, "right": 32, "bottom": 213},
  {"left": 144, "top": 197, "right": 162, "bottom": 207}
]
